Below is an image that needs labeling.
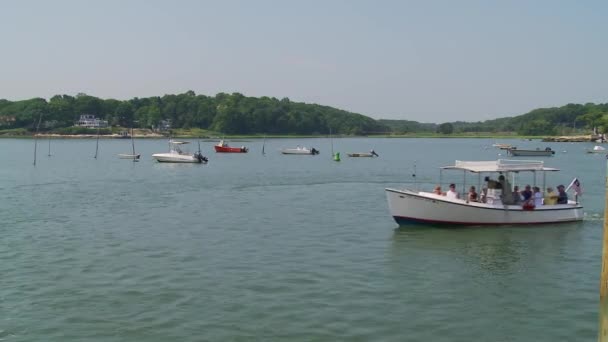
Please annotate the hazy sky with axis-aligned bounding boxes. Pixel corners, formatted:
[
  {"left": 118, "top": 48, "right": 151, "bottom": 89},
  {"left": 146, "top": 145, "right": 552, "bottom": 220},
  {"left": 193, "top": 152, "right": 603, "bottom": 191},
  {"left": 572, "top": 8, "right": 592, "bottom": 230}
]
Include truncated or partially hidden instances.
[{"left": 1, "top": 0, "right": 607, "bottom": 122}]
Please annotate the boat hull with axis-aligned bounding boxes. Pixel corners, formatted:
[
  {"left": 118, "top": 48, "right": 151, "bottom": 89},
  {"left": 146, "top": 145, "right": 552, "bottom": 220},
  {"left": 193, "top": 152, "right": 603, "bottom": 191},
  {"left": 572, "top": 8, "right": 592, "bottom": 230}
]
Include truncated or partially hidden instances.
[
  {"left": 386, "top": 188, "right": 583, "bottom": 226},
  {"left": 507, "top": 149, "right": 555, "bottom": 157},
  {"left": 118, "top": 153, "right": 140, "bottom": 159},
  {"left": 152, "top": 153, "right": 203, "bottom": 163},
  {"left": 281, "top": 148, "right": 319, "bottom": 155},
  {"left": 347, "top": 153, "right": 375, "bottom": 157},
  {"left": 214, "top": 145, "right": 248, "bottom": 153}
]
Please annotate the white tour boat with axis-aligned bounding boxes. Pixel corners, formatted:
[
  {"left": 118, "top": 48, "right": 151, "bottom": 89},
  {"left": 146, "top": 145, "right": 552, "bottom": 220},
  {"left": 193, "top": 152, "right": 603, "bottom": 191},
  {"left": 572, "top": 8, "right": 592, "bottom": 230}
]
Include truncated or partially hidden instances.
[
  {"left": 152, "top": 140, "right": 208, "bottom": 163},
  {"left": 281, "top": 146, "right": 319, "bottom": 155},
  {"left": 386, "top": 159, "right": 583, "bottom": 226}
]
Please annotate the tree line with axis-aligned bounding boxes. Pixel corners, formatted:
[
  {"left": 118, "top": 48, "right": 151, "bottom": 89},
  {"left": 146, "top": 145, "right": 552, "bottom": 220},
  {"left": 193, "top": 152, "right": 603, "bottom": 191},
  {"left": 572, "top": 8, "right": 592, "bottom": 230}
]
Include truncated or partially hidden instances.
[
  {"left": 0, "top": 91, "right": 606, "bottom": 135},
  {"left": 0, "top": 91, "right": 385, "bottom": 135}
]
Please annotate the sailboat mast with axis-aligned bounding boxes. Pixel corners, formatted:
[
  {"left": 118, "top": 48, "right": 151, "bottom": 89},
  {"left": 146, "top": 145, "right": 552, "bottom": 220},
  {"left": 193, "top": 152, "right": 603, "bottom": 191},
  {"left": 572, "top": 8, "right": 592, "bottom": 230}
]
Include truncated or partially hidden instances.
[
  {"left": 94, "top": 127, "right": 100, "bottom": 159},
  {"left": 330, "top": 127, "right": 334, "bottom": 156},
  {"left": 131, "top": 127, "right": 136, "bottom": 155},
  {"left": 33, "top": 112, "right": 42, "bottom": 166}
]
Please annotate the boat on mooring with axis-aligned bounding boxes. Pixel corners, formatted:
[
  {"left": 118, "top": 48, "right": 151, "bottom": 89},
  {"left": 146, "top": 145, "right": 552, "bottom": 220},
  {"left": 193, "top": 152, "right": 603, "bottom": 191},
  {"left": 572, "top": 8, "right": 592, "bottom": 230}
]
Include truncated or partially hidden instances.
[
  {"left": 385, "top": 159, "right": 583, "bottom": 226},
  {"left": 281, "top": 146, "right": 319, "bottom": 155},
  {"left": 507, "top": 147, "right": 555, "bottom": 157},
  {"left": 347, "top": 150, "right": 379, "bottom": 158},
  {"left": 214, "top": 139, "right": 248, "bottom": 153},
  {"left": 152, "top": 140, "right": 208, "bottom": 163},
  {"left": 587, "top": 145, "right": 607, "bottom": 154}
]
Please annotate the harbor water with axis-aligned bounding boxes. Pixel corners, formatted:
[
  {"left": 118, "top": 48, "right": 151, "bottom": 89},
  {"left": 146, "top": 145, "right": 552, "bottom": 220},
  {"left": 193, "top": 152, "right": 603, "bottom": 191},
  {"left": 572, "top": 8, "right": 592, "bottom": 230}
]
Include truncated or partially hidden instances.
[{"left": 0, "top": 137, "right": 605, "bottom": 341}]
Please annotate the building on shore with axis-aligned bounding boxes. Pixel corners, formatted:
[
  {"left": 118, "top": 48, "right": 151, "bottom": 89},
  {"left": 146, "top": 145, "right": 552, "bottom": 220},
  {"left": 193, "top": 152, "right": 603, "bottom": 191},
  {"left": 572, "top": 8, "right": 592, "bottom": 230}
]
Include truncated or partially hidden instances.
[{"left": 76, "top": 114, "right": 108, "bottom": 128}]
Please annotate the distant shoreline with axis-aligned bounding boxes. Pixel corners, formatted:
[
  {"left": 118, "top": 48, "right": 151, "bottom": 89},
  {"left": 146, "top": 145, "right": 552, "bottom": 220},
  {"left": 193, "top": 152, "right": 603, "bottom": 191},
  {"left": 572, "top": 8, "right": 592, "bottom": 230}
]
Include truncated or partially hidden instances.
[{"left": 0, "top": 133, "right": 597, "bottom": 141}]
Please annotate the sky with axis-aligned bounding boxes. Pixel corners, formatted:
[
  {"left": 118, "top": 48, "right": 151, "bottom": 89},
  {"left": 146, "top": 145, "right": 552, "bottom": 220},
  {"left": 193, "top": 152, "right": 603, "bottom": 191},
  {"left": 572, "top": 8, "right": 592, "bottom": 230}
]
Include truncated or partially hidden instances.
[{"left": 1, "top": 0, "right": 607, "bottom": 122}]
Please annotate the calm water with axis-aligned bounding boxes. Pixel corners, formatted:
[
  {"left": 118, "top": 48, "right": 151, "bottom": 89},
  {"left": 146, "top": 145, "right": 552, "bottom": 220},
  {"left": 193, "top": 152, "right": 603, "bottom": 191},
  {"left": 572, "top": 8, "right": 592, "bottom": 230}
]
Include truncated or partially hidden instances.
[{"left": 0, "top": 137, "right": 606, "bottom": 341}]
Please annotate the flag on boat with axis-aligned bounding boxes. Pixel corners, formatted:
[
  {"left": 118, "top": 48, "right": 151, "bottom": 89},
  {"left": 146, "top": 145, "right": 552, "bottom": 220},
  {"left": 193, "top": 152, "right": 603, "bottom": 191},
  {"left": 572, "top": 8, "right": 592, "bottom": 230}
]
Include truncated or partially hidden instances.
[{"left": 565, "top": 178, "right": 583, "bottom": 196}]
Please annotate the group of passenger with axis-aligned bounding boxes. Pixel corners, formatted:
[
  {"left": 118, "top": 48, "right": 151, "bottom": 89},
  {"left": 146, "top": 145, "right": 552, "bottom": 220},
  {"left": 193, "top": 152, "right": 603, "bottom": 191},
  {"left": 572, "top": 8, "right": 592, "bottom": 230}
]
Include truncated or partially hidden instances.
[{"left": 432, "top": 177, "right": 569, "bottom": 208}]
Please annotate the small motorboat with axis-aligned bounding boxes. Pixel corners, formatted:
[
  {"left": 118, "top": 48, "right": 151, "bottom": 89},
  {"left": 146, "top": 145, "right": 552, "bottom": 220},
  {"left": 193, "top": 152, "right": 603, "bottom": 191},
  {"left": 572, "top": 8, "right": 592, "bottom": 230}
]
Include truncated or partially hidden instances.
[
  {"left": 347, "top": 150, "right": 379, "bottom": 158},
  {"left": 507, "top": 147, "right": 555, "bottom": 157},
  {"left": 152, "top": 140, "right": 208, "bottom": 163},
  {"left": 281, "top": 146, "right": 319, "bottom": 155},
  {"left": 492, "top": 143, "right": 512, "bottom": 150},
  {"left": 587, "top": 145, "right": 607, "bottom": 154},
  {"left": 214, "top": 139, "right": 248, "bottom": 153},
  {"left": 118, "top": 153, "right": 141, "bottom": 160}
]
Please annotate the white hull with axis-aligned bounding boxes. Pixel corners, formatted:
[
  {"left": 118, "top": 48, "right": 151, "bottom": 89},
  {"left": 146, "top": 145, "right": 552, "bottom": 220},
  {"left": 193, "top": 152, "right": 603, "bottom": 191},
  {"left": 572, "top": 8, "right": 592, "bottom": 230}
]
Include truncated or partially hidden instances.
[
  {"left": 118, "top": 153, "right": 140, "bottom": 159},
  {"left": 281, "top": 148, "right": 317, "bottom": 155},
  {"left": 152, "top": 153, "right": 201, "bottom": 163},
  {"left": 386, "top": 188, "right": 583, "bottom": 226}
]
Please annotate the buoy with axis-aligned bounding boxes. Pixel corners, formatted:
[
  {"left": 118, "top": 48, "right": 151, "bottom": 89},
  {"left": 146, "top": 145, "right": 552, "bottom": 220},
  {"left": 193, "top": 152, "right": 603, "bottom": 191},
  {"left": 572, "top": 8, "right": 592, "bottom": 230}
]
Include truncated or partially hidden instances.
[{"left": 333, "top": 152, "right": 341, "bottom": 162}]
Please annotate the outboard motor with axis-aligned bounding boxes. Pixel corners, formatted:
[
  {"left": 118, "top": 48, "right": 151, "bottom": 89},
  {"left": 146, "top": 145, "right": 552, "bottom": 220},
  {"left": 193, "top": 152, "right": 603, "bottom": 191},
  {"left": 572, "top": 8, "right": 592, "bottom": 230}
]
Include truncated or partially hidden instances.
[
  {"left": 371, "top": 149, "right": 379, "bottom": 157},
  {"left": 194, "top": 152, "right": 208, "bottom": 163},
  {"left": 311, "top": 148, "right": 319, "bottom": 155}
]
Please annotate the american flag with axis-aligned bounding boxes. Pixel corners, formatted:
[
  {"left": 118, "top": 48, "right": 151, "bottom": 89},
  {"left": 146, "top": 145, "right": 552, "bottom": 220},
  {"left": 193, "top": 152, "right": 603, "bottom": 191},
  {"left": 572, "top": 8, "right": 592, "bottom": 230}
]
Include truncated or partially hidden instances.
[{"left": 566, "top": 178, "right": 583, "bottom": 196}]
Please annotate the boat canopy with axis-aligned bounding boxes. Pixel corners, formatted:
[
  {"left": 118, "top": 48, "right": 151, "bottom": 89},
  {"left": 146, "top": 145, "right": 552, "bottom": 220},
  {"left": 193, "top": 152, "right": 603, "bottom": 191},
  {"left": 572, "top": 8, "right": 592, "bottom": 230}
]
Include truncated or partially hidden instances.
[{"left": 441, "top": 159, "right": 559, "bottom": 173}]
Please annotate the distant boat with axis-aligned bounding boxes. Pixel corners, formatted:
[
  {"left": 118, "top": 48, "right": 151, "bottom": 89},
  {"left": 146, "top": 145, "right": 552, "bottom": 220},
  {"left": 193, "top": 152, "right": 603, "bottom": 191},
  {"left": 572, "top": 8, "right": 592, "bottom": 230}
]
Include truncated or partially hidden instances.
[
  {"left": 214, "top": 139, "right": 248, "bottom": 153},
  {"left": 492, "top": 143, "right": 512, "bottom": 150},
  {"left": 152, "top": 140, "right": 208, "bottom": 163},
  {"left": 507, "top": 147, "right": 555, "bottom": 157},
  {"left": 347, "top": 150, "right": 379, "bottom": 158},
  {"left": 281, "top": 146, "right": 319, "bottom": 155},
  {"left": 587, "top": 145, "right": 607, "bottom": 154},
  {"left": 118, "top": 127, "right": 140, "bottom": 161}
]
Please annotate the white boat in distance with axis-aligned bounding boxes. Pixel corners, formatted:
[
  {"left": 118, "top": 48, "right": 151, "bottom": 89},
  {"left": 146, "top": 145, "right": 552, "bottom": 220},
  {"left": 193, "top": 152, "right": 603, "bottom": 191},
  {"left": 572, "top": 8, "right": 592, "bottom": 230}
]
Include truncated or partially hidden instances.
[
  {"left": 386, "top": 159, "right": 583, "bottom": 226},
  {"left": 492, "top": 143, "right": 512, "bottom": 150},
  {"left": 587, "top": 145, "right": 606, "bottom": 154},
  {"left": 347, "top": 150, "right": 379, "bottom": 158},
  {"left": 507, "top": 147, "right": 555, "bottom": 157},
  {"left": 152, "top": 140, "right": 208, "bottom": 163},
  {"left": 118, "top": 153, "right": 141, "bottom": 160},
  {"left": 281, "top": 146, "right": 319, "bottom": 155}
]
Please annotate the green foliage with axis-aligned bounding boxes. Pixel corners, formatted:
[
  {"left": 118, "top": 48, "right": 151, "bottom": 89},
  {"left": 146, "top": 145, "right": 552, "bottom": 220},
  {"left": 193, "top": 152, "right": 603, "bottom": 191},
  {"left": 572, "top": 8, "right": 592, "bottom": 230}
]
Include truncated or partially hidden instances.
[{"left": 437, "top": 122, "right": 454, "bottom": 134}]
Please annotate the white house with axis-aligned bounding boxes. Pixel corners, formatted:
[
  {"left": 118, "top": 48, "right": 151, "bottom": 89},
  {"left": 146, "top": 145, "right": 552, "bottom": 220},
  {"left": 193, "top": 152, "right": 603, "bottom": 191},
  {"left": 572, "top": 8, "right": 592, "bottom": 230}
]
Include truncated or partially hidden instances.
[{"left": 76, "top": 114, "right": 108, "bottom": 128}]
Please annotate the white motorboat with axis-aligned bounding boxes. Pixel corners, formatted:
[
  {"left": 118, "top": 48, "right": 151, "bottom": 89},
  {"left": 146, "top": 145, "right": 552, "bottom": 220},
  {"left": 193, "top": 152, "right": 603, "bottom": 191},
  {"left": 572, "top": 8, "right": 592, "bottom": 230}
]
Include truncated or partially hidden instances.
[
  {"left": 118, "top": 153, "right": 141, "bottom": 160},
  {"left": 587, "top": 145, "right": 606, "bottom": 154},
  {"left": 507, "top": 147, "right": 555, "bottom": 157},
  {"left": 152, "top": 140, "right": 208, "bottom": 163},
  {"left": 281, "top": 146, "right": 319, "bottom": 155},
  {"left": 347, "top": 150, "right": 379, "bottom": 158},
  {"left": 492, "top": 143, "right": 512, "bottom": 150},
  {"left": 386, "top": 159, "right": 583, "bottom": 226}
]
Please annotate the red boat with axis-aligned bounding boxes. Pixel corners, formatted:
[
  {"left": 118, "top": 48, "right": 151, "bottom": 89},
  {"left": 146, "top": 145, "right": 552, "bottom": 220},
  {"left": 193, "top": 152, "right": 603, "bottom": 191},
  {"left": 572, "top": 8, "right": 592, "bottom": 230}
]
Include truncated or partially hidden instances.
[{"left": 214, "top": 140, "right": 248, "bottom": 153}]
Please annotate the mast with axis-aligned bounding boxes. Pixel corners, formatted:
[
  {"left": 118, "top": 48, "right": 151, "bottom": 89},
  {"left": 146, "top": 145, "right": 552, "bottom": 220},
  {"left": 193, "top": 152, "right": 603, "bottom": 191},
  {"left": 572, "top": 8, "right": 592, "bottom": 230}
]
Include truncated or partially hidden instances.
[
  {"left": 33, "top": 112, "right": 42, "bottom": 166},
  {"left": 94, "top": 127, "right": 100, "bottom": 159}
]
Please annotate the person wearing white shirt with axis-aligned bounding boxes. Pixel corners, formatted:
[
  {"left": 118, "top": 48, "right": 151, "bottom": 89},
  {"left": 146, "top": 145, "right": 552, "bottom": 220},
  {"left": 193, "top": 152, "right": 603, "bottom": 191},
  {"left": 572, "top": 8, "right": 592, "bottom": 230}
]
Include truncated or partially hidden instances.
[{"left": 446, "top": 183, "right": 460, "bottom": 199}]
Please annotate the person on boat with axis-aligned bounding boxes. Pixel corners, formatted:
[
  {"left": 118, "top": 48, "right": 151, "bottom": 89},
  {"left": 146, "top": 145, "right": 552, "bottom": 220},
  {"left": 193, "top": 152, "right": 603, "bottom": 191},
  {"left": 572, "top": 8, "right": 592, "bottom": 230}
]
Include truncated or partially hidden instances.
[
  {"left": 544, "top": 187, "right": 558, "bottom": 205},
  {"left": 533, "top": 186, "right": 543, "bottom": 207},
  {"left": 485, "top": 176, "right": 499, "bottom": 189},
  {"left": 557, "top": 184, "right": 568, "bottom": 204},
  {"left": 446, "top": 183, "right": 460, "bottom": 199},
  {"left": 521, "top": 185, "right": 533, "bottom": 202},
  {"left": 499, "top": 175, "right": 514, "bottom": 204},
  {"left": 480, "top": 187, "right": 488, "bottom": 203},
  {"left": 467, "top": 186, "right": 478, "bottom": 202},
  {"left": 512, "top": 185, "right": 522, "bottom": 205},
  {"left": 433, "top": 185, "right": 444, "bottom": 196}
]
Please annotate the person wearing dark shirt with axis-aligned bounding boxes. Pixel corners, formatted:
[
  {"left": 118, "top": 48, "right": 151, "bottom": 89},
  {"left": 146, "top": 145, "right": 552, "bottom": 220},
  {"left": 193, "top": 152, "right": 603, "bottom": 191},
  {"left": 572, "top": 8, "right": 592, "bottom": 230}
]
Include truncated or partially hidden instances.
[
  {"left": 557, "top": 184, "right": 568, "bottom": 204},
  {"left": 521, "top": 185, "right": 533, "bottom": 201}
]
